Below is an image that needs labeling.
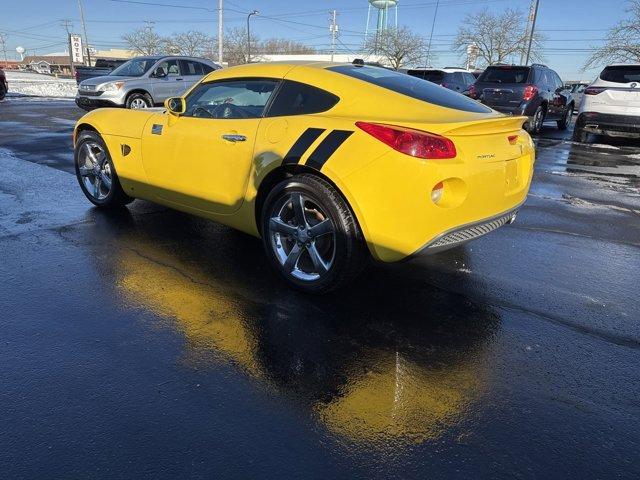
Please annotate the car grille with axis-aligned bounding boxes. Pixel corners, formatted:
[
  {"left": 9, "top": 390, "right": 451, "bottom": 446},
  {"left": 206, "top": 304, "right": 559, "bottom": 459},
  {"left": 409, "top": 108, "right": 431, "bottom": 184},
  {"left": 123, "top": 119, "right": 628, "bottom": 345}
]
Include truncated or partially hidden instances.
[
  {"left": 427, "top": 212, "right": 516, "bottom": 250},
  {"left": 79, "top": 90, "right": 103, "bottom": 97}
]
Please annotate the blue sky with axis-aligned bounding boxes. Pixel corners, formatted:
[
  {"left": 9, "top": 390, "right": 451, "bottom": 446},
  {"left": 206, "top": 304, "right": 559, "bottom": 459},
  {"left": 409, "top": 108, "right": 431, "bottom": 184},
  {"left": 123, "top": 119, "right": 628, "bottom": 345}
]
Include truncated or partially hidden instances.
[{"left": 0, "top": 0, "right": 632, "bottom": 81}]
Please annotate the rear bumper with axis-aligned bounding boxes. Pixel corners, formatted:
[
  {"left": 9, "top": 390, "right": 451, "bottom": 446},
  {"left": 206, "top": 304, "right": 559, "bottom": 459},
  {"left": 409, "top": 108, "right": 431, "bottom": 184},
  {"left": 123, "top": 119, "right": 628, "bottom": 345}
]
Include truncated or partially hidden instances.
[
  {"left": 576, "top": 112, "right": 640, "bottom": 137},
  {"left": 412, "top": 205, "right": 520, "bottom": 257}
]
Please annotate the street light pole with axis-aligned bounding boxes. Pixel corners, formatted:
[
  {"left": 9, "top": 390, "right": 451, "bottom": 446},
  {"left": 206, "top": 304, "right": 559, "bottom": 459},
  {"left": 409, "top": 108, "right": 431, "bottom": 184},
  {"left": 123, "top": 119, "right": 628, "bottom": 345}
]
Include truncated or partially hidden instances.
[
  {"left": 217, "top": 0, "right": 223, "bottom": 65},
  {"left": 525, "top": 0, "right": 540, "bottom": 65},
  {"left": 246, "top": 10, "right": 259, "bottom": 63}
]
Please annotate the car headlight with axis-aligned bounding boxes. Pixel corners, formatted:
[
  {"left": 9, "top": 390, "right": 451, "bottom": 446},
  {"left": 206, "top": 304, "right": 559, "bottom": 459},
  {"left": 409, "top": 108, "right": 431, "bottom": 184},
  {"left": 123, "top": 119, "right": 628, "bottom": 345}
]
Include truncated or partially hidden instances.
[{"left": 100, "top": 81, "right": 124, "bottom": 92}]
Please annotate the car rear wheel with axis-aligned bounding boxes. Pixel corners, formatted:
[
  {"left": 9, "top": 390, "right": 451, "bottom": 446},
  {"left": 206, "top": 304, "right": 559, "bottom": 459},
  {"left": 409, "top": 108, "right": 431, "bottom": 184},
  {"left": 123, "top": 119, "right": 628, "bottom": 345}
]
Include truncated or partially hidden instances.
[
  {"left": 74, "top": 131, "right": 134, "bottom": 208},
  {"left": 0, "top": 82, "right": 6, "bottom": 101},
  {"left": 557, "top": 104, "right": 573, "bottom": 130},
  {"left": 261, "top": 174, "right": 367, "bottom": 294},
  {"left": 126, "top": 92, "right": 153, "bottom": 109},
  {"left": 526, "top": 106, "right": 545, "bottom": 135}
]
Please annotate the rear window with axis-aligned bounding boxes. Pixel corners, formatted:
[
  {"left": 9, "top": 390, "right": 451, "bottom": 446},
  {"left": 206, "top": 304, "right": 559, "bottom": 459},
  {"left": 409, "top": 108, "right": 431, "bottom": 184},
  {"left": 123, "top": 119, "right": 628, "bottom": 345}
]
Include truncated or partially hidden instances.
[
  {"left": 478, "top": 66, "right": 531, "bottom": 84},
  {"left": 600, "top": 66, "right": 640, "bottom": 83},
  {"left": 407, "top": 69, "right": 445, "bottom": 83},
  {"left": 328, "top": 65, "right": 491, "bottom": 113}
]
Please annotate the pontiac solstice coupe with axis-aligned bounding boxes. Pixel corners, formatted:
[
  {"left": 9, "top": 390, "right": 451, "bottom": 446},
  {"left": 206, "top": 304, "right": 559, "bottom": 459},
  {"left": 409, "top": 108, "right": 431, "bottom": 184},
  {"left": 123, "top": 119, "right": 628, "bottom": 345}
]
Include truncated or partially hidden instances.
[{"left": 73, "top": 61, "right": 534, "bottom": 293}]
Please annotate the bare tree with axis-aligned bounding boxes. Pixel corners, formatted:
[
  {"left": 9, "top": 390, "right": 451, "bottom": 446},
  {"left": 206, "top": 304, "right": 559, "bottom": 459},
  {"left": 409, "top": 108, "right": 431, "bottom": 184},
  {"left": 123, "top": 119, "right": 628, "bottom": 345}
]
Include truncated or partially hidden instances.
[
  {"left": 164, "top": 30, "right": 215, "bottom": 57},
  {"left": 223, "top": 26, "right": 251, "bottom": 65},
  {"left": 453, "top": 8, "right": 544, "bottom": 66},
  {"left": 261, "top": 38, "right": 315, "bottom": 55},
  {"left": 364, "top": 27, "right": 426, "bottom": 70},
  {"left": 122, "top": 26, "right": 166, "bottom": 56},
  {"left": 585, "top": 0, "right": 640, "bottom": 67}
]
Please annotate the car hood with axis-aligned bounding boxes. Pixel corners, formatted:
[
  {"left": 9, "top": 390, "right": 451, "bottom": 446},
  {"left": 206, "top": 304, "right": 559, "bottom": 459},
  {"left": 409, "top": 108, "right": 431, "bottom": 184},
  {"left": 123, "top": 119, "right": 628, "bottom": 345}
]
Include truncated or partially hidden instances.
[{"left": 80, "top": 75, "right": 139, "bottom": 87}]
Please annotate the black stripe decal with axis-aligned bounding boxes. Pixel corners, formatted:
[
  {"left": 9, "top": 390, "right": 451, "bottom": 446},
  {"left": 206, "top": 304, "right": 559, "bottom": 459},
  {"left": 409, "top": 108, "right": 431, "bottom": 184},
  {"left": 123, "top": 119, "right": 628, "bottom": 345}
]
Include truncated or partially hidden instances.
[
  {"left": 305, "top": 130, "right": 353, "bottom": 170},
  {"left": 282, "top": 128, "right": 325, "bottom": 165}
]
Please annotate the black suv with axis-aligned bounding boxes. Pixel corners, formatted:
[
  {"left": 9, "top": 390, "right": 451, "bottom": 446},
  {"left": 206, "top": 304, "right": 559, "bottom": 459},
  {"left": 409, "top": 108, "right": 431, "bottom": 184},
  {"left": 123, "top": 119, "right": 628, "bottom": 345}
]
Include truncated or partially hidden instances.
[
  {"left": 407, "top": 68, "right": 476, "bottom": 94},
  {"left": 469, "top": 64, "right": 574, "bottom": 134}
]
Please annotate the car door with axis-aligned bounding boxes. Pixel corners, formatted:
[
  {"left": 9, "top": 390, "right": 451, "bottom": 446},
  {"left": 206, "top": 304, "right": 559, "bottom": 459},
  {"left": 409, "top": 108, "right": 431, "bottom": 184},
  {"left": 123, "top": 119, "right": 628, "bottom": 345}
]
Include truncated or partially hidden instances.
[
  {"left": 140, "top": 78, "right": 280, "bottom": 214},
  {"left": 549, "top": 71, "right": 568, "bottom": 119},
  {"left": 178, "top": 59, "right": 202, "bottom": 95},
  {"left": 149, "top": 58, "right": 183, "bottom": 102}
]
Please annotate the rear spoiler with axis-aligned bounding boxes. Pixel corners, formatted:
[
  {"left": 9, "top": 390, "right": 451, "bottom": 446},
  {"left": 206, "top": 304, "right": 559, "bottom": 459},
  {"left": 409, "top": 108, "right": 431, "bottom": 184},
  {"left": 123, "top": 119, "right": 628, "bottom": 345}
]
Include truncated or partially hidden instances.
[{"left": 440, "top": 116, "right": 528, "bottom": 136}]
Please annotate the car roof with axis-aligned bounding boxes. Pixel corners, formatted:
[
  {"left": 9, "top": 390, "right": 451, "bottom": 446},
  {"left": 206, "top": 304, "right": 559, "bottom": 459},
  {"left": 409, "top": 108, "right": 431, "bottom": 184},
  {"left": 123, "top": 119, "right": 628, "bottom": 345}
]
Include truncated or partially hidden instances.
[{"left": 603, "top": 63, "right": 640, "bottom": 67}]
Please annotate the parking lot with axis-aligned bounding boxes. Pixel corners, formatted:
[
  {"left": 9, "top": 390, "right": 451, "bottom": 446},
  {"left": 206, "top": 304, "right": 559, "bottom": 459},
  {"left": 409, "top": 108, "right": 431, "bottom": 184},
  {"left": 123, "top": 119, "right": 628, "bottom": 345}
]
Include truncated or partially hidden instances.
[{"left": 1, "top": 97, "right": 639, "bottom": 479}]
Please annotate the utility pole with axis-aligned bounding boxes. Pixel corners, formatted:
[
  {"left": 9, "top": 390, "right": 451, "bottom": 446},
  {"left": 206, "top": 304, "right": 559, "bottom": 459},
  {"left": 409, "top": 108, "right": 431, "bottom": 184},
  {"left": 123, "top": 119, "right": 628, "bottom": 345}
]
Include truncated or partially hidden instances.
[
  {"left": 329, "top": 10, "right": 338, "bottom": 62},
  {"left": 525, "top": 0, "right": 540, "bottom": 65},
  {"left": 217, "top": 0, "right": 223, "bottom": 64},
  {"left": 76, "top": 0, "right": 91, "bottom": 65},
  {"left": 0, "top": 34, "right": 8, "bottom": 65},
  {"left": 424, "top": 0, "right": 440, "bottom": 68},
  {"left": 61, "top": 19, "right": 75, "bottom": 77}
]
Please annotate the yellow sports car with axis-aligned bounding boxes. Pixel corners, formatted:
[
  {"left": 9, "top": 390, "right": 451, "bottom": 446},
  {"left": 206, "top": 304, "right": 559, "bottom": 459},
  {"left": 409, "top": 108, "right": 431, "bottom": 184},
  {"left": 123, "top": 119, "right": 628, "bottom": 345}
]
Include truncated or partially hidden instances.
[{"left": 73, "top": 61, "right": 534, "bottom": 293}]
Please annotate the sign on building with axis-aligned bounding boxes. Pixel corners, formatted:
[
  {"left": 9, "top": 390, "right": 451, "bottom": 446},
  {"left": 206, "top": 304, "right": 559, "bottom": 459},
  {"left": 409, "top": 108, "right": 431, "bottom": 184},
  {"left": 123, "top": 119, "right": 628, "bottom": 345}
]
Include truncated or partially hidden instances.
[{"left": 70, "top": 35, "right": 83, "bottom": 64}]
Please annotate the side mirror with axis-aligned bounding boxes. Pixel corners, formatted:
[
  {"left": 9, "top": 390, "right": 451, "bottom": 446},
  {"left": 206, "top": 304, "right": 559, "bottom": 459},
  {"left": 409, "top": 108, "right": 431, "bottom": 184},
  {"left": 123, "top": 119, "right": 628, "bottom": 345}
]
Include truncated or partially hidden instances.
[{"left": 165, "top": 97, "right": 186, "bottom": 116}]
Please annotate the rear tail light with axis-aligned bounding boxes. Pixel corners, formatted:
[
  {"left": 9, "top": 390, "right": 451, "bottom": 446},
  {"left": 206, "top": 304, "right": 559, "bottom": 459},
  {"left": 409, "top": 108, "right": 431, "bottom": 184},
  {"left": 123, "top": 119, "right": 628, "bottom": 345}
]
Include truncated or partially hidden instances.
[
  {"left": 523, "top": 85, "right": 538, "bottom": 101},
  {"left": 468, "top": 84, "right": 477, "bottom": 99},
  {"left": 441, "top": 82, "right": 449, "bottom": 88},
  {"left": 508, "top": 135, "right": 518, "bottom": 145},
  {"left": 584, "top": 86, "right": 607, "bottom": 95},
  {"left": 356, "top": 122, "right": 457, "bottom": 160}
]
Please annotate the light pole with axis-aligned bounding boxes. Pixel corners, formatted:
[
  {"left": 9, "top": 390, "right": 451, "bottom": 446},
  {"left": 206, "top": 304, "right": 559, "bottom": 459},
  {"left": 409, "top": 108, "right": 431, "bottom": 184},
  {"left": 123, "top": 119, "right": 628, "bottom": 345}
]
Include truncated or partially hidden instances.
[
  {"left": 424, "top": 0, "right": 440, "bottom": 68},
  {"left": 246, "top": 10, "right": 259, "bottom": 63},
  {"left": 524, "top": 0, "right": 540, "bottom": 65}
]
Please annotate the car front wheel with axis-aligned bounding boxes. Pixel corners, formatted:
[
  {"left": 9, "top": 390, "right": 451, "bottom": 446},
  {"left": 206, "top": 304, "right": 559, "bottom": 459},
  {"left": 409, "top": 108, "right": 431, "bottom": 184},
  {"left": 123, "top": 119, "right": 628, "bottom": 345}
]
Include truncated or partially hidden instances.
[
  {"left": 557, "top": 104, "right": 573, "bottom": 130},
  {"left": 74, "top": 131, "right": 134, "bottom": 208},
  {"left": 526, "top": 106, "right": 545, "bottom": 135},
  {"left": 261, "top": 174, "right": 367, "bottom": 294},
  {"left": 126, "top": 92, "right": 153, "bottom": 109}
]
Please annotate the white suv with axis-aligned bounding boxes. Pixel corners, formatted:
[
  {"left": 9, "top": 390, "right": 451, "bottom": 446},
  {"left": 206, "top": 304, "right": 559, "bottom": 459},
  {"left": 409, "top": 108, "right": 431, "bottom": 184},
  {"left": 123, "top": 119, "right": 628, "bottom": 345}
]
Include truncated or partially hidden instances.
[{"left": 574, "top": 64, "right": 640, "bottom": 142}]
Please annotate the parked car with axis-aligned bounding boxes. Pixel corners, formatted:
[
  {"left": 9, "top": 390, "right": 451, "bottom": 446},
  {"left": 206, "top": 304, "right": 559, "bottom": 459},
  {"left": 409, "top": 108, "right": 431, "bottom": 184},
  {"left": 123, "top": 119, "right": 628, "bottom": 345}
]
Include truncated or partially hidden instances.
[
  {"left": 573, "top": 64, "right": 640, "bottom": 143},
  {"left": 75, "top": 55, "right": 219, "bottom": 111},
  {"left": 567, "top": 82, "right": 588, "bottom": 111},
  {"left": 406, "top": 67, "right": 476, "bottom": 94},
  {"left": 72, "top": 61, "right": 534, "bottom": 293},
  {"left": 469, "top": 64, "right": 574, "bottom": 134},
  {"left": 0, "top": 68, "right": 7, "bottom": 100},
  {"left": 75, "top": 58, "right": 128, "bottom": 84}
]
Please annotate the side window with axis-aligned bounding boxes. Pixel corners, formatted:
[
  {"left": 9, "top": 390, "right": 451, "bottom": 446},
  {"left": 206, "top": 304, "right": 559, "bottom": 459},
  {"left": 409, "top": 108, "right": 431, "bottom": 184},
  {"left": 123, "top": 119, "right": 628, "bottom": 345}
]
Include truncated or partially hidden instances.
[
  {"left": 183, "top": 79, "right": 279, "bottom": 119},
  {"left": 267, "top": 80, "right": 339, "bottom": 117},
  {"left": 554, "top": 73, "right": 564, "bottom": 89},
  {"left": 464, "top": 73, "right": 476, "bottom": 85},
  {"left": 180, "top": 60, "right": 203, "bottom": 76},
  {"left": 157, "top": 59, "right": 180, "bottom": 77},
  {"left": 201, "top": 63, "right": 215, "bottom": 74}
]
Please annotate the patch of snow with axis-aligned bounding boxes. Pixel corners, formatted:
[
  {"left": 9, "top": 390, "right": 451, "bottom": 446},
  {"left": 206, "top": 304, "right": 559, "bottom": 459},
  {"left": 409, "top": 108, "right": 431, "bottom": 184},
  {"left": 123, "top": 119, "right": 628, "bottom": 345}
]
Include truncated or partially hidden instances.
[
  {"left": 589, "top": 143, "right": 621, "bottom": 150},
  {"left": 5, "top": 70, "right": 77, "bottom": 98}
]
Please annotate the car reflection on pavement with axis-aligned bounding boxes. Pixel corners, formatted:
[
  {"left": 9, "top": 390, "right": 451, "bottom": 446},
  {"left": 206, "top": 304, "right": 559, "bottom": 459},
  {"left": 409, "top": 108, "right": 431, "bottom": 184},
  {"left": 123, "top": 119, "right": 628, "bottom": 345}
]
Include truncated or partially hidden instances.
[{"left": 86, "top": 208, "right": 499, "bottom": 448}]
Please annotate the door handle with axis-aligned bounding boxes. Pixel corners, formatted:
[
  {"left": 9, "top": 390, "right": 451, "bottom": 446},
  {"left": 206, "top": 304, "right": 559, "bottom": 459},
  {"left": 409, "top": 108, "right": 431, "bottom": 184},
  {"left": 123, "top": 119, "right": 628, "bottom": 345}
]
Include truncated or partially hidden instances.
[
  {"left": 222, "top": 134, "right": 247, "bottom": 142},
  {"left": 176, "top": 78, "right": 183, "bottom": 81}
]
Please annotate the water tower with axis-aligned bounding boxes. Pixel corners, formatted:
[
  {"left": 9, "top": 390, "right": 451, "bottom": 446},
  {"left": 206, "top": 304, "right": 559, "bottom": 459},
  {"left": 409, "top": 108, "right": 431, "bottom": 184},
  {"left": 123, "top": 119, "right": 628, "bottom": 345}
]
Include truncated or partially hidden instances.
[{"left": 365, "top": 0, "right": 399, "bottom": 37}]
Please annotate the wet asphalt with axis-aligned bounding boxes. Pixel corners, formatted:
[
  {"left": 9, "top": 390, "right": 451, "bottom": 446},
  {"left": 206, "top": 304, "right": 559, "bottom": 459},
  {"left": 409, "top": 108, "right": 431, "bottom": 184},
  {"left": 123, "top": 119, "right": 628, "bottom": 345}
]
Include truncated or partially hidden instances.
[{"left": 0, "top": 98, "right": 639, "bottom": 479}]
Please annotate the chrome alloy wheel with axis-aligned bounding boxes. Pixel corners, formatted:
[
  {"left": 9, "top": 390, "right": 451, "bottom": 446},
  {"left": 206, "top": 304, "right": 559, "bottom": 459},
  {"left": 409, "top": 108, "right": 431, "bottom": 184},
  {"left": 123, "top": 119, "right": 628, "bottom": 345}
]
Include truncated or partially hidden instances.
[
  {"left": 129, "top": 98, "right": 148, "bottom": 109},
  {"left": 78, "top": 141, "right": 112, "bottom": 201},
  {"left": 268, "top": 193, "right": 336, "bottom": 281},
  {"left": 534, "top": 108, "right": 544, "bottom": 132}
]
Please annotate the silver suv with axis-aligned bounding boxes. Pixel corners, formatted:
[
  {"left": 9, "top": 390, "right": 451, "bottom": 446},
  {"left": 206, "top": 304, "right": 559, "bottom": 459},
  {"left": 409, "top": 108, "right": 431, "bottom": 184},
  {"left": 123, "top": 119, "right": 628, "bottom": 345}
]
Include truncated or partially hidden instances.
[{"left": 76, "top": 55, "right": 219, "bottom": 111}]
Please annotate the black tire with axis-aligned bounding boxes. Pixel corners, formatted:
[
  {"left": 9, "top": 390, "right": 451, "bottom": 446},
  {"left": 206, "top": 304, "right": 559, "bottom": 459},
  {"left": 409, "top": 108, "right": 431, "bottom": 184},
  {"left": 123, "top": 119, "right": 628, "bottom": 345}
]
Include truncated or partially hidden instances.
[
  {"left": 125, "top": 92, "right": 153, "bottom": 109},
  {"left": 572, "top": 125, "right": 590, "bottom": 143},
  {"left": 0, "top": 83, "right": 6, "bottom": 101},
  {"left": 260, "top": 174, "right": 368, "bottom": 294},
  {"left": 526, "top": 106, "right": 545, "bottom": 135},
  {"left": 74, "top": 131, "right": 134, "bottom": 208},
  {"left": 557, "top": 104, "right": 573, "bottom": 130}
]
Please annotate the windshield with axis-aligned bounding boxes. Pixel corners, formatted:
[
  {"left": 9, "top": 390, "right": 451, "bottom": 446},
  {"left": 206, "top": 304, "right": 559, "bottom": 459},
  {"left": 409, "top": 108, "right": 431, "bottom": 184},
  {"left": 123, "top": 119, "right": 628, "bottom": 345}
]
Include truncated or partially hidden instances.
[
  {"left": 110, "top": 57, "right": 159, "bottom": 77},
  {"left": 478, "top": 67, "right": 530, "bottom": 84},
  {"left": 600, "top": 66, "right": 640, "bottom": 84},
  {"left": 327, "top": 65, "right": 491, "bottom": 113}
]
